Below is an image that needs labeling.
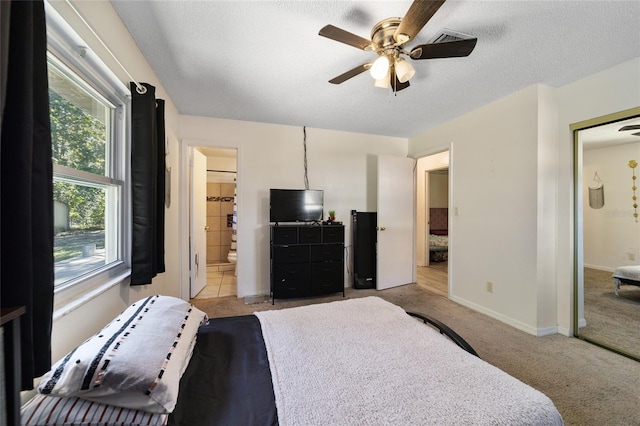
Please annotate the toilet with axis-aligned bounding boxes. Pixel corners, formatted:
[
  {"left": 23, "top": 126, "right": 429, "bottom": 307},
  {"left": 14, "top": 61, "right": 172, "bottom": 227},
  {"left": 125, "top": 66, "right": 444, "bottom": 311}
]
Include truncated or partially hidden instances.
[{"left": 227, "top": 250, "right": 237, "bottom": 276}]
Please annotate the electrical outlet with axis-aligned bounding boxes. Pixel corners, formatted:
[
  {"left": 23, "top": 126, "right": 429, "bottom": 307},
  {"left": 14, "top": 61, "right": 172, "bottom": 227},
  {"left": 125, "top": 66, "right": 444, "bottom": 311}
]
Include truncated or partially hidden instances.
[
  {"left": 486, "top": 281, "right": 493, "bottom": 293},
  {"left": 628, "top": 253, "right": 636, "bottom": 261}
]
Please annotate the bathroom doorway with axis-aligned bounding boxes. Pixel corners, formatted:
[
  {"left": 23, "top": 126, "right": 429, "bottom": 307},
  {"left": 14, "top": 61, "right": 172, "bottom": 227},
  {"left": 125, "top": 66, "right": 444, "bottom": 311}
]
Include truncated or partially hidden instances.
[{"left": 194, "top": 147, "right": 237, "bottom": 299}]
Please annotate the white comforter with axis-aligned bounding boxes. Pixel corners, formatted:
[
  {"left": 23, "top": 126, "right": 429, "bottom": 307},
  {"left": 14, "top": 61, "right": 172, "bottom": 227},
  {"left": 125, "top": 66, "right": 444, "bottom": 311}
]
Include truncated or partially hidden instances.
[
  {"left": 255, "top": 297, "right": 563, "bottom": 426},
  {"left": 429, "top": 233, "right": 448, "bottom": 247}
]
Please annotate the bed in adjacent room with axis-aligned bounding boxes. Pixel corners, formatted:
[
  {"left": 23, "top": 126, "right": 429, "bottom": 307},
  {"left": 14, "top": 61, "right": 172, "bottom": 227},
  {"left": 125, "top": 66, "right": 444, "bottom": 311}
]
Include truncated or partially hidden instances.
[
  {"left": 429, "top": 207, "right": 449, "bottom": 262},
  {"left": 22, "top": 295, "right": 563, "bottom": 426},
  {"left": 429, "top": 233, "right": 448, "bottom": 262},
  {"left": 612, "top": 265, "right": 640, "bottom": 295}
]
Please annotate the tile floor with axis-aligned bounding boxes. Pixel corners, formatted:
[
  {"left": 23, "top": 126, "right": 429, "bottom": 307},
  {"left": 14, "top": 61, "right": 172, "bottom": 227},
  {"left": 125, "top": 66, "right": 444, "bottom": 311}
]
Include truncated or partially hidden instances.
[{"left": 193, "top": 263, "right": 237, "bottom": 299}]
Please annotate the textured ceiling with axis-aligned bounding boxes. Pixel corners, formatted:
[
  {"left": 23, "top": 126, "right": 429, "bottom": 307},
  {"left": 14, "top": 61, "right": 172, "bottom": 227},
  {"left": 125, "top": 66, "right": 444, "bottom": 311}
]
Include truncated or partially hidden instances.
[{"left": 110, "top": 0, "right": 640, "bottom": 138}]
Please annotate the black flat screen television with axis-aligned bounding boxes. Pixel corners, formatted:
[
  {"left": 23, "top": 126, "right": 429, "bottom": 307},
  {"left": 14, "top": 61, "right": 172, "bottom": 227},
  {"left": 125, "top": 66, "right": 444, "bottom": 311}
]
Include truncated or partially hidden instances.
[{"left": 270, "top": 189, "right": 324, "bottom": 223}]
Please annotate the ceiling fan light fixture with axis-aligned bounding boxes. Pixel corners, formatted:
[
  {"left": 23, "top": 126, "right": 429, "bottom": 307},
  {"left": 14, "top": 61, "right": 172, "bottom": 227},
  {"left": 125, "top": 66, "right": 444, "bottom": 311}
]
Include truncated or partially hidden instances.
[
  {"left": 370, "top": 55, "right": 390, "bottom": 80},
  {"left": 374, "top": 73, "right": 390, "bottom": 89},
  {"left": 395, "top": 58, "right": 415, "bottom": 83}
]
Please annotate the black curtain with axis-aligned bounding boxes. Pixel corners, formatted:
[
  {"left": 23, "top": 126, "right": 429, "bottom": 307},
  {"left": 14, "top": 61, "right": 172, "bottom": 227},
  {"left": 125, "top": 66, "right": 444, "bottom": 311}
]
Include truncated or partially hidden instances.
[
  {"left": 0, "top": 0, "right": 54, "bottom": 390},
  {"left": 130, "top": 83, "right": 165, "bottom": 285}
]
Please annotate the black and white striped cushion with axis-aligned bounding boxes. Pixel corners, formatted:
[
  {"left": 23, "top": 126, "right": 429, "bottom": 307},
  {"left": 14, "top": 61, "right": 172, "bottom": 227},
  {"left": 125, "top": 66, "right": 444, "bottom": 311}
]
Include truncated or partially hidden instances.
[
  {"left": 37, "top": 295, "right": 208, "bottom": 414},
  {"left": 21, "top": 394, "right": 168, "bottom": 425}
]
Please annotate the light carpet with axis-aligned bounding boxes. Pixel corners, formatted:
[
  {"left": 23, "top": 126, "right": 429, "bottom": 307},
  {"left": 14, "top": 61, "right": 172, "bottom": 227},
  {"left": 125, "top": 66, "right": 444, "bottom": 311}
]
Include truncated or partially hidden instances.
[
  {"left": 254, "top": 296, "right": 563, "bottom": 426},
  {"left": 580, "top": 267, "right": 640, "bottom": 356}
]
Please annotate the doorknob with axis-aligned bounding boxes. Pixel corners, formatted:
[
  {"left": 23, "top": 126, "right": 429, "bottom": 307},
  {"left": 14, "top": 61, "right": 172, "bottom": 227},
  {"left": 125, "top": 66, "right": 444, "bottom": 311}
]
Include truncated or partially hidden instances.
[
  {"left": 204, "top": 225, "right": 210, "bottom": 231},
  {"left": 377, "top": 226, "right": 386, "bottom": 231}
]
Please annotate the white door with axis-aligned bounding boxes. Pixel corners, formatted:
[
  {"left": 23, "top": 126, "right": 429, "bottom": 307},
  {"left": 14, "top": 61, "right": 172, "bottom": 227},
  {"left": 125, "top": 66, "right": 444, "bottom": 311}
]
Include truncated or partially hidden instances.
[
  {"left": 377, "top": 155, "right": 415, "bottom": 290},
  {"left": 190, "top": 149, "right": 208, "bottom": 298},
  {"left": 424, "top": 170, "right": 431, "bottom": 267}
]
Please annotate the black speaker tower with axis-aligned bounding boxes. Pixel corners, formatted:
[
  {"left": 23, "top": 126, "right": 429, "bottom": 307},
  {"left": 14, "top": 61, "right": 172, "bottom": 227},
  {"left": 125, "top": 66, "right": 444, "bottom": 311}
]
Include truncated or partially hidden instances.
[{"left": 351, "top": 210, "right": 376, "bottom": 289}]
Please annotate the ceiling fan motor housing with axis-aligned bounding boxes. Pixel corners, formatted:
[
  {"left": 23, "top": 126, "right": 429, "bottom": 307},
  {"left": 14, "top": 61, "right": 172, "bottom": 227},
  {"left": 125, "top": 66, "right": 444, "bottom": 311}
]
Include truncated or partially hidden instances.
[{"left": 371, "top": 18, "right": 404, "bottom": 49}]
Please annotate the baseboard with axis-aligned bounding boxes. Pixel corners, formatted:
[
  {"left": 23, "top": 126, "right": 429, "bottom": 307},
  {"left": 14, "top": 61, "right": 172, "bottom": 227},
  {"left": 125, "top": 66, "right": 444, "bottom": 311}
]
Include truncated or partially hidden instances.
[
  {"left": 244, "top": 294, "right": 270, "bottom": 304},
  {"left": 450, "top": 295, "right": 558, "bottom": 336},
  {"left": 537, "top": 326, "right": 558, "bottom": 337},
  {"left": 584, "top": 263, "right": 615, "bottom": 273}
]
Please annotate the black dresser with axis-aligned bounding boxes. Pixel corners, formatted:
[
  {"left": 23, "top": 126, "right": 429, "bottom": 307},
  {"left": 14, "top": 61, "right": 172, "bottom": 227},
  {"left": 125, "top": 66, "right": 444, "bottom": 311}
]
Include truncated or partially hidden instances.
[{"left": 270, "top": 224, "right": 345, "bottom": 303}]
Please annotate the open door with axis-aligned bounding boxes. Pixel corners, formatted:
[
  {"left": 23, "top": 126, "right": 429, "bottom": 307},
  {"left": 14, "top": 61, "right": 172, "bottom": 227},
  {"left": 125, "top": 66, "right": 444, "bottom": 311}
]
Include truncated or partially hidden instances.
[
  {"left": 377, "top": 155, "right": 415, "bottom": 290},
  {"left": 190, "top": 149, "right": 207, "bottom": 298},
  {"left": 424, "top": 170, "right": 431, "bottom": 267}
]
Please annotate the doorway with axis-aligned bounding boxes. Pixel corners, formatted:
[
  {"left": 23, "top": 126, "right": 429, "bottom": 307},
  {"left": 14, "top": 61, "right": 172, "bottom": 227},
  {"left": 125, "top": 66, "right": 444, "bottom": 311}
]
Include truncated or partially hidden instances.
[
  {"left": 192, "top": 147, "right": 238, "bottom": 299},
  {"left": 416, "top": 151, "right": 450, "bottom": 297},
  {"left": 573, "top": 107, "right": 640, "bottom": 361}
]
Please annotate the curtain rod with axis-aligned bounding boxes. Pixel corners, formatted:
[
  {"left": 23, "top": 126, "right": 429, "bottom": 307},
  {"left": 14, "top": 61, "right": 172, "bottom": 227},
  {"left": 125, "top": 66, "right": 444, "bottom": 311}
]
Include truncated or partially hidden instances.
[{"left": 64, "top": 0, "right": 146, "bottom": 94}]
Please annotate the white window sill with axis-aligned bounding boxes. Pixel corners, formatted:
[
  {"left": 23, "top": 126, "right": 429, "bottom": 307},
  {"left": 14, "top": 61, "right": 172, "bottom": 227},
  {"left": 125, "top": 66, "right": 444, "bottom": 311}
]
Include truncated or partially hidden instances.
[{"left": 52, "top": 269, "right": 130, "bottom": 321}]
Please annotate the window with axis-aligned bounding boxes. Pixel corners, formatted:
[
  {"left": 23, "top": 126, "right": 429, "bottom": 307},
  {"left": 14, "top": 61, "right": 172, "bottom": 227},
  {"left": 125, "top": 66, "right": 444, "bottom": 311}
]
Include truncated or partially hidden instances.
[{"left": 46, "top": 4, "right": 130, "bottom": 303}]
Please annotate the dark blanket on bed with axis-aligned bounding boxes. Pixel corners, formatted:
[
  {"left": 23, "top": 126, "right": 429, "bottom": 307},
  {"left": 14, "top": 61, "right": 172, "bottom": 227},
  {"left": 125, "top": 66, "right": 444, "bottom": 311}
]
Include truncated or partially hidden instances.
[{"left": 169, "top": 315, "right": 278, "bottom": 426}]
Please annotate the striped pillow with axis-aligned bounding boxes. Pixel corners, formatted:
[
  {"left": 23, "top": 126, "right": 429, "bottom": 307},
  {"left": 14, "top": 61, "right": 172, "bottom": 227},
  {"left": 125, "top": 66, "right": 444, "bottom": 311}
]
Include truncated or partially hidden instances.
[
  {"left": 21, "top": 394, "right": 168, "bottom": 425},
  {"left": 37, "top": 295, "right": 208, "bottom": 414}
]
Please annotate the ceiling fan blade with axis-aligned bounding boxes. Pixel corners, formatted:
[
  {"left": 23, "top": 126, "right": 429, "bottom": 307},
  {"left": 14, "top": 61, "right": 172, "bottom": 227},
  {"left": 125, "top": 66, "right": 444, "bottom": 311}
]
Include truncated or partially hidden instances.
[
  {"left": 319, "top": 25, "right": 374, "bottom": 50},
  {"left": 633, "top": 132, "right": 640, "bottom": 137},
  {"left": 410, "top": 38, "right": 478, "bottom": 59},
  {"left": 620, "top": 125, "right": 640, "bottom": 131},
  {"left": 328, "top": 63, "right": 371, "bottom": 84},
  {"left": 394, "top": 0, "right": 446, "bottom": 44},
  {"left": 390, "top": 68, "right": 410, "bottom": 92}
]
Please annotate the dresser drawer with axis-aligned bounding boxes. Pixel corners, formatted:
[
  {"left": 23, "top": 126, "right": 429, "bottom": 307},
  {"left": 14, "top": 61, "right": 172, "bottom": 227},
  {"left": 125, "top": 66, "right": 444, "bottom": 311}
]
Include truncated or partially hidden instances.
[
  {"left": 273, "top": 245, "right": 309, "bottom": 263},
  {"left": 322, "top": 226, "right": 344, "bottom": 243},
  {"left": 311, "top": 261, "right": 343, "bottom": 294},
  {"left": 311, "top": 244, "right": 343, "bottom": 262},
  {"left": 273, "top": 263, "right": 310, "bottom": 298},
  {"left": 272, "top": 226, "right": 298, "bottom": 245},
  {"left": 298, "top": 226, "right": 321, "bottom": 244},
  {"left": 273, "top": 262, "right": 310, "bottom": 282},
  {"left": 273, "top": 279, "right": 308, "bottom": 299}
]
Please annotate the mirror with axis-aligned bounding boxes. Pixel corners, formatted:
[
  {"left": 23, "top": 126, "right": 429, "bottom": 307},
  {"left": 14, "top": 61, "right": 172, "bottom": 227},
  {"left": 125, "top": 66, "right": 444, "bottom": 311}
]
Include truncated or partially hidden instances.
[{"left": 574, "top": 107, "right": 640, "bottom": 361}]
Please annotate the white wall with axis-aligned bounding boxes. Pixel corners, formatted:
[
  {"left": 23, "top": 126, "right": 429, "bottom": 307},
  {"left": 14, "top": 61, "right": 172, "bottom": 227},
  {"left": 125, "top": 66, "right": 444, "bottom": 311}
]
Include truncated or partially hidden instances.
[
  {"left": 409, "top": 85, "right": 548, "bottom": 335},
  {"left": 583, "top": 142, "right": 640, "bottom": 270},
  {"left": 47, "top": 0, "right": 183, "bottom": 362},
  {"left": 430, "top": 174, "right": 449, "bottom": 208},
  {"left": 204, "top": 152, "right": 237, "bottom": 183},
  {"left": 408, "top": 57, "right": 640, "bottom": 336},
  {"left": 180, "top": 116, "right": 407, "bottom": 298}
]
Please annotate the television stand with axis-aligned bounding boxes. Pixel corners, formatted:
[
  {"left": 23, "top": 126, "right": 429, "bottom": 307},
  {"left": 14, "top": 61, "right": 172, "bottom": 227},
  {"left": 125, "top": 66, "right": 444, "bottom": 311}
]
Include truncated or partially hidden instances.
[{"left": 270, "top": 224, "right": 345, "bottom": 304}]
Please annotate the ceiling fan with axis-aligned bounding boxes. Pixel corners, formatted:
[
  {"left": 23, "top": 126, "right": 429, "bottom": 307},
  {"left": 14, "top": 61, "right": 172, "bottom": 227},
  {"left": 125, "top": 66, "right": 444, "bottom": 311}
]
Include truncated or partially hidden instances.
[
  {"left": 318, "top": 0, "right": 477, "bottom": 92},
  {"left": 619, "top": 125, "right": 640, "bottom": 136}
]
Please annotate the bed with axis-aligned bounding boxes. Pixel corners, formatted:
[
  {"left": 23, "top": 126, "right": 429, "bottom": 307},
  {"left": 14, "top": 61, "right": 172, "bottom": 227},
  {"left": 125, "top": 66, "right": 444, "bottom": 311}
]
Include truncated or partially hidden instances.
[
  {"left": 429, "top": 208, "right": 448, "bottom": 262},
  {"left": 429, "top": 233, "right": 448, "bottom": 262},
  {"left": 22, "top": 295, "right": 563, "bottom": 425},
  {"left": 612, "top": 266, "right": 640, "bottom": 296}
]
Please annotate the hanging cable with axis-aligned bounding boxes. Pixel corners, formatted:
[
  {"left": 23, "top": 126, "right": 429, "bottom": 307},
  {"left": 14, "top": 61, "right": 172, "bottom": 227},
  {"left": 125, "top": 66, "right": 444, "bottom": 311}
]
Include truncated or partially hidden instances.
[
  {"left": 64, "top": 0, "right": 146, "bottom": 94},
  {"left": 303, "top": 126, "right": 309, "bottom": 189}
]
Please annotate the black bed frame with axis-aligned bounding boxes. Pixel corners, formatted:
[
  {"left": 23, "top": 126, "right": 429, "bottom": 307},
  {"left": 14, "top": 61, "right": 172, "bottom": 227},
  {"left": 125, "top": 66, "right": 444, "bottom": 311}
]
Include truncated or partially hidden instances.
[{"left": 407, "top": 311, "right": 479, "bottom": 358}]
